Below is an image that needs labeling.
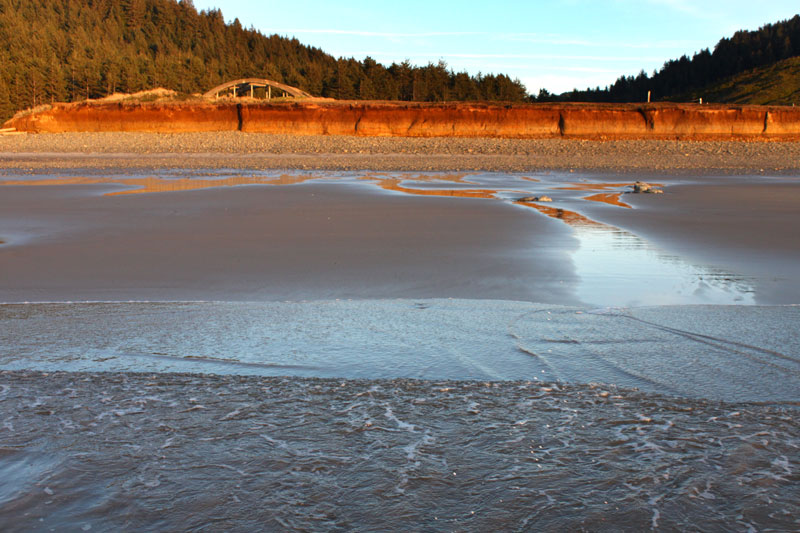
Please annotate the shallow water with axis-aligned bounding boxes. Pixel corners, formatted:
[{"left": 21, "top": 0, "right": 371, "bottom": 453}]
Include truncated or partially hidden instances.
[
  {"left": 0, "top": 371, "right": 797, "bottom": 532},
  {"left": 571, "top": 225, "right": 755, "bottom": 307},
  {"left": 1, "top": 300, "right": 798, "bottom": 404}
]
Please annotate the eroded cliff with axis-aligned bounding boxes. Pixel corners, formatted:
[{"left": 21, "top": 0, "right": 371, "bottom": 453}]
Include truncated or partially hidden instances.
[{"left": 6, "top": 101, "right": 800, "bottom": 140}]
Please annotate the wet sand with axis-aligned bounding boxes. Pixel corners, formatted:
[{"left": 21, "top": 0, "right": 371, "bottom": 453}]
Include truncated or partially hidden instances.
[
  {"left": 3, "top": 134, "right": 800, "bottom": 305},
  {"left": 0, "top": 177, "right": 577, "bottom": 303},
  {"left": 1, "top": 167, "right": 798, "bottom": 305},
  {"left": 581, "top": 176, "right": 800, "bottom": 304}
]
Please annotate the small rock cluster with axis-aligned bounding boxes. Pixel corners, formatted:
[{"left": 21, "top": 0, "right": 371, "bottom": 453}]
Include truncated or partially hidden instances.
[
  {"left": 631, "top": 181, "right": 663, "bottom": 194},
  {"left": 518, "top": 195, "right": 553, "bottom": 202}
]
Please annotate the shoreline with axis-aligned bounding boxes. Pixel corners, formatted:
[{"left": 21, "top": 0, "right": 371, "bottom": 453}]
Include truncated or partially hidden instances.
[
  {"left": 3, "top": 132, "right": 800, "bottom": 173},
  {"left": 3, "top": 368, "right": 793, "bottom": 407},
  {"left": 3, "top": 301, "right": 798, "bottom": 402}
]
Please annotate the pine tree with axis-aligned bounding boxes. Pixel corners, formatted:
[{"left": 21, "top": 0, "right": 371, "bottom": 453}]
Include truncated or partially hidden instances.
[
  {"left": 0, "top": 74, "right": 14, "bottom": 121},
  {"left": 0, "top": 0, "right": 531, "bottom": 118}
]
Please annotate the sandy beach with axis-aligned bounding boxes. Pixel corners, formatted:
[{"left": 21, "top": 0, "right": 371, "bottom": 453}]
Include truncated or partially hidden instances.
[
  {"left": 1, "top": 132, "right": 799, "bottom": 530},
  {"left": 3, "top": 131, "right": 800, "bottom": 172}
]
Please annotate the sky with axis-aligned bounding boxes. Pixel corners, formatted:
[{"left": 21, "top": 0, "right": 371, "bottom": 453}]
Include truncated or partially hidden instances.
[{"left": 191, "top": 0, "right": 799, "bottom": 95}]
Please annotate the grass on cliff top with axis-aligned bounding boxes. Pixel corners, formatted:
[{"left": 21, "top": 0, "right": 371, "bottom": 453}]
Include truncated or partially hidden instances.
[
  {"left": 5, "top": 89, "right": 201, "bottom": 122},
  {"left": 671, "top": 56, "right": 800, "bottom": 106},
  {"left": 6, "top": 90, "right": 322, "bottom": 123}
]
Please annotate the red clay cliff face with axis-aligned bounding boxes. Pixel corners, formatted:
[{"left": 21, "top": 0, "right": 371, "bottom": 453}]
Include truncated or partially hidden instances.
[
  {"left": 6, "top": 100, "right": 800, "bottom": 140},
  {"left": 6, "top": 102, "right": 239, "bottom": 133},
  {"left": 642, "top": 107, "right": 767, "bottom": 136},
  {"left": 240, "top": 103, "right": 562, "bottom": 137}
]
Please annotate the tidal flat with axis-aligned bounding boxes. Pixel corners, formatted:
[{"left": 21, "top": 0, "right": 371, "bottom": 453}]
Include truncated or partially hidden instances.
[{"left": 0, "top": 136, "right": 798, "bottom": 530}]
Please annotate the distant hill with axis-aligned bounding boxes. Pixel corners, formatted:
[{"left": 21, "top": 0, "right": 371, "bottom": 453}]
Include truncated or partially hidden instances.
[
  {"left": 672, "top": 56, "right": 800, "bottom": 105},
  {"left": 0, "top": 0, "right": 528, "bottom": 121},
  {"left": 552, "top": 15, "right": 800, "bottom": 104}
]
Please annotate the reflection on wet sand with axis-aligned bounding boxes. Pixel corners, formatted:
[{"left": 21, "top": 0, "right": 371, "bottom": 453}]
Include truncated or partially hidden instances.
[
  {"left": 571, "top": 225, "right": 755, "bottom": 306},
  {"left": 0, "top": 174, "right": 319, "bottom": 195},
  {"left": 0, "top": 176, "right": 111, "bottom": 188},
  {"left": 0, "top": 171, "right": 652, "bottom": 232},
  {"left": 557, "top": 182, "right": 633, "bottom": 191},
  {"left": 0, "top": 170, "right": 784, "bottom": 307},
  {"left": 515, "top": 200, "right": 603, "bottom": 227},
  {"left": 583, "top": 192, "right": 632, "bottom": 208},
  {"left": 361, "top": 176, "right": 633, "bottom": 223},
  {"left": 366, "top": 176, "right": 499, "bottom": 199},
  {"left": 557, "top": 180, "right": 662, "bottom": 208},
  {"left": 0, "top": 173, "right": 642, "bottom": 217},
  {"left": 108, "top": 174, "right": 319, "bottom": 196}
]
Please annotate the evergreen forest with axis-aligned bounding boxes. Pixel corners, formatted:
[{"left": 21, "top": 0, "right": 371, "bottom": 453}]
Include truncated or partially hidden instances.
[
  {"left": 2, "top": 0, "right": 799, "bottom": 122},
  {"left": 0, "top": 0, "right": 528, "bottom": 120}
]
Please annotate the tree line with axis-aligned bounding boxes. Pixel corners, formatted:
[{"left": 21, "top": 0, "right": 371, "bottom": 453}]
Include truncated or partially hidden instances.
[
  {"left": 0, "top": 0, "right": 528, "bottom": 120},
  {"left": 549, "top": 15, "right": 800, "bottom": 103}
]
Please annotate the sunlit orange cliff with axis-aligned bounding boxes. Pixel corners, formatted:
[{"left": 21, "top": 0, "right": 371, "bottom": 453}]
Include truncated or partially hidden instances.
[{"left": 6, "top": 100, "right": 800, "bottom": 140}]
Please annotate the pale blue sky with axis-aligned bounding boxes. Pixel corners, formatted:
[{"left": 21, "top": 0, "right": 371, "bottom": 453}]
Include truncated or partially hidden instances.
[{"left": 192, "top": 0, "right": 799, "bottom": 95}]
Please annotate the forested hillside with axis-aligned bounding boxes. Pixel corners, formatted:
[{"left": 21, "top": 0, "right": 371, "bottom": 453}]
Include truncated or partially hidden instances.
[
  {"left": 672, "top": 56, "right": 800, "bottom": 105},
  {"left": 0, "top": 0, "right": 528, "bottom": 120},
  {"left": 555, "top": 15, "right": 800, "bottom": 104}
]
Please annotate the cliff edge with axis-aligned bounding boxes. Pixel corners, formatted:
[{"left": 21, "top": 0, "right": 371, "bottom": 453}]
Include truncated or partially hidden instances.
[{"left": 6, "top": 101, "right": 800, "bottom": 140}]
